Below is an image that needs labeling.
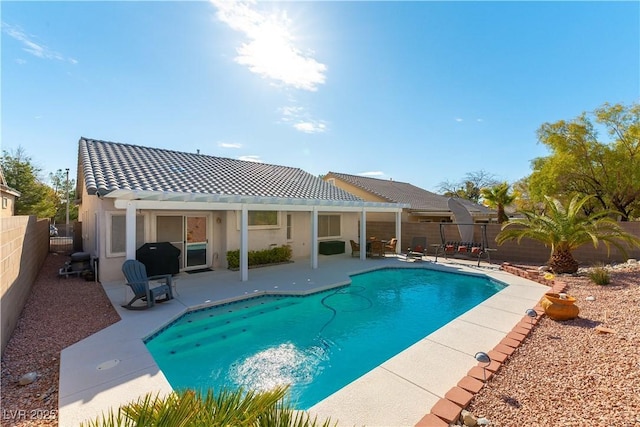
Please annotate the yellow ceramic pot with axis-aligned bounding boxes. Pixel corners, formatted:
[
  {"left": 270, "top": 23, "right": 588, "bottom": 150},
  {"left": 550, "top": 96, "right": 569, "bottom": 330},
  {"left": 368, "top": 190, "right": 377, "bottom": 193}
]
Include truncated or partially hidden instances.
[{"left": 541, "top": 293, "right": 579, "bottom": 320}]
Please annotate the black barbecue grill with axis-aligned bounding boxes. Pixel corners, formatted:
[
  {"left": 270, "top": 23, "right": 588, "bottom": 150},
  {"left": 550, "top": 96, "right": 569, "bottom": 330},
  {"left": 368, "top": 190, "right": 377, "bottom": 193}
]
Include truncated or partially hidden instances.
[{"left": 136, "top": 242, "right": 181, "bottom": 276}]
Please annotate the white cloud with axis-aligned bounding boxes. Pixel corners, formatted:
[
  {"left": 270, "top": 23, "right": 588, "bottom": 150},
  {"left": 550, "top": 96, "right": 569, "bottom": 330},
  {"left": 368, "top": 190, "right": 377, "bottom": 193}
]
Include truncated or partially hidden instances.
[
  {"left": 15, "top": 58, "right": 26, "bottom": 65},
  {"left": 476, "top": 118, "right": 484, "bottom": 122},
  {"left": 293, "top": 121, "right": 326, "bottom": 134},
  {"left": 279, "top": 105, "right": 327, "bottom": 134},
  {"left": 1, "top": 22, "right": 77, "bottom": 64},
  {"left": 210, "top": 0, "right": 326, "bottom": 91},
  {"left": 359, "top": 171, "right": 384, "bottom": 177},
  {"left": 218, "top": 141, "right": 243, "bottom": 149},
  {"left": 238, "top": 155, "right": 263, "bottom": 162},
  {"left": 455, "top": 117, "right": 463, "bottom": 122},
  {"left": 280, "top": 105, "right": 304, "bottom": 118}
]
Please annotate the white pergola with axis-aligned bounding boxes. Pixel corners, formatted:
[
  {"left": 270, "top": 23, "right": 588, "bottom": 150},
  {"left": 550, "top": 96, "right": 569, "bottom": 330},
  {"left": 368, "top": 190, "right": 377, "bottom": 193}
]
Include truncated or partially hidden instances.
[{"left": 108, "top": 189, "right": 407, "bottom": 281}]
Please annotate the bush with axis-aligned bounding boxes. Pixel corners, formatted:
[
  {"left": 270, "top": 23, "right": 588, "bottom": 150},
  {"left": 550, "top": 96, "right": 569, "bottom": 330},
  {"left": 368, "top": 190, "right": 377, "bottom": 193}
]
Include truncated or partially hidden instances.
[
  {"left": 226, "top": 245, "right": 292, "bottom": 269},
  {"left": 81, "top": 387, "right": 334, "bottom": 427},
  {"left": 587, "top": 266, "right": 611, "bottom": 286}
]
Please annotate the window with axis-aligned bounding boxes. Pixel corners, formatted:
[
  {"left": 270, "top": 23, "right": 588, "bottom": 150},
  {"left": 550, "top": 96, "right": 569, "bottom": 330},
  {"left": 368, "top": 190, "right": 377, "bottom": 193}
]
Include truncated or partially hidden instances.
[
  {"left": 286, "top": 214, "right": 292, "bottom": 240},
  {"left": 248, "top": 211, "right": 278, "bottom": 227},
  {"left": 1, "top": 197, "right": 7, "bottom": 209},
  {"left": 107, "top": 213, "right": 145, "bottom": 256},
  {"left": 318, "top": 214, "right": 341, "bottom": 238}
]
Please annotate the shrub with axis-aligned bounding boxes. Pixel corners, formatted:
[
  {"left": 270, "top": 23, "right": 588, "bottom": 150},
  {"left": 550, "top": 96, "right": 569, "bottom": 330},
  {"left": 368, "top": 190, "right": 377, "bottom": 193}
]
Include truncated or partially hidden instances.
[
  {"left": 226, "top": 245, "right": 292, "bottom": 269},
  {"left": 587, "top": 266, "right": 611, "bottom": 286}
]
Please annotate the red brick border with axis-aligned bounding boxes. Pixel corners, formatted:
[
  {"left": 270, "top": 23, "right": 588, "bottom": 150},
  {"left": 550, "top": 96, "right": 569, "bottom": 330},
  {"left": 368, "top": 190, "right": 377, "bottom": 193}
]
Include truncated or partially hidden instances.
[{"left": 420, "top": 262, "right": 551, "bottom": 426}]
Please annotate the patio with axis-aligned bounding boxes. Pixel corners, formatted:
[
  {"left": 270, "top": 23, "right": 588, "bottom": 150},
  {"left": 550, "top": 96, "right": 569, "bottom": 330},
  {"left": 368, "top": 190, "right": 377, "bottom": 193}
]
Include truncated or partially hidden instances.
[{"left": 58, "top": 255, "right": 549, "bottom": 426}]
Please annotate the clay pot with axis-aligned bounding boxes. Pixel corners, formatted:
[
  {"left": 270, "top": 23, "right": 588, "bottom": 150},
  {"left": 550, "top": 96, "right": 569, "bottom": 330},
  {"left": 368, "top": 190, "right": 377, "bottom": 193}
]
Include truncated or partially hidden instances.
[{"left": 541, "top": 293, "right": 579, "bottom": 321}]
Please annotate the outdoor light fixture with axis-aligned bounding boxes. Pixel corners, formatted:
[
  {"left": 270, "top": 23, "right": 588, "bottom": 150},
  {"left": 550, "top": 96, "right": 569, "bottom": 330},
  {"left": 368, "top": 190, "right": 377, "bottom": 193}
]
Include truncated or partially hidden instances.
[
  {"left": 474, "top": 351, "right": 491, "bottom": 382},
  {"left": 526, "top": 308, "right": 538, "bottom": 325}
]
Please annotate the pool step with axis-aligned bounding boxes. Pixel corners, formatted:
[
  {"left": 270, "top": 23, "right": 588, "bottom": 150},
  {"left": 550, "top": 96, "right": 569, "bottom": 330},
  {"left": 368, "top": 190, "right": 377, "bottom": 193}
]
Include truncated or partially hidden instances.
[
  {"left": 149, "top": 298, "right": 302, "bottom": 348},
  {"left": 151, "top": 323, "right": 258, "bottom": 357}
]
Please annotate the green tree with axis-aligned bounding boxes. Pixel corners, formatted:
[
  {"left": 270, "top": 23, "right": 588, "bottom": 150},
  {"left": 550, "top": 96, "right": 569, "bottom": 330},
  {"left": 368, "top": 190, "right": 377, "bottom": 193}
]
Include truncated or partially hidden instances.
[
  {"left": 496, "top": 195, "right": 640, "bottom": 274},
  {"left": 438, "top": 170, "right": 499, "bottom": 203},
  {"left": 528, "top": 102, "right": 640, "bottom": 221},
  {"left": 1, "top": 147, "right": 57, "bottom": 218},
  {"left": 81, "top": 387, "right": 334, "bottom": 427},
  {"left": 49, "top": 169, "right": 78, "bottom": 223},
  {"left": 480, "top": 182, "right": 516, "bottom": 223}
]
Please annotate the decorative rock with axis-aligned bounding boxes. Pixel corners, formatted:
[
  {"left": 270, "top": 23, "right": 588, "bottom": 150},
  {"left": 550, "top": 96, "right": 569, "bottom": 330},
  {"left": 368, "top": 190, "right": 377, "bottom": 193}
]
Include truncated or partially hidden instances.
[
  {"left": 18, "top": 372, "right": 37, "bottom": 385},
  {"left": 461, "top": 409, "right": 478, "bottom": 426},
  {"left": 477, "top": 417, "right": 491, "bottom": 425},
  {"left": 627, "top": 258, "right": 637, "bottom": 265},
  {"left": 586, "top": 295, "right": 596, "bottom": 301}
]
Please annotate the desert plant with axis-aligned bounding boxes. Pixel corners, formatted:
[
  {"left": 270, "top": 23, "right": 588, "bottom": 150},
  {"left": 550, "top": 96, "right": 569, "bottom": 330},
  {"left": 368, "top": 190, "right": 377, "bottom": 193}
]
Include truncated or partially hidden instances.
[
  {"left": 496, "top": 195, "right": 640, "bottom": 274},
  {"left": 81, "top": 387, "right": 334, "bottom": 427},
  {"left": 587, "top": 266, "right": 611, "bottom": 285}
]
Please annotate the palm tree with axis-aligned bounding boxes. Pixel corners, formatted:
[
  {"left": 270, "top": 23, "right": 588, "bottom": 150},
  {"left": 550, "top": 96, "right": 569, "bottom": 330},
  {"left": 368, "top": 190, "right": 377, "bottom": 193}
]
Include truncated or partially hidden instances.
[
  {"left": 82, "top": 387, "right": 335, "bottom": 427},
  {"left": 481, "top": 182, "right": 516, "bottom": 223},
  {"left": 496, "top": 195, "right": 640, "bottom": 274}
]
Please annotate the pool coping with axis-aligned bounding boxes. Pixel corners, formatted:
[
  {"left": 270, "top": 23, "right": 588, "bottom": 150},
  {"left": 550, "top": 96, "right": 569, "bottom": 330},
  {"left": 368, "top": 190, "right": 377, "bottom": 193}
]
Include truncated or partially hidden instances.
[{"left": 58, "top": 256, "right": 550, "bottom": 426}]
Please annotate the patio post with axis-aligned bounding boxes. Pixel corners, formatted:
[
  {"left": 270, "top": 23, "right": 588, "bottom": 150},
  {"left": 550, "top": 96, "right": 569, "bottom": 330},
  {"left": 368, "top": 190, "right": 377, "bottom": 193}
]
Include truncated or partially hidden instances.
[
  {"left": 359, "top": 210, "right": 366, "bottom": 260},
  {"left": 395, "top": 210, "right": 402, "bottom": 254},
  {"left": 311, "top": 208, "right": 318, "bottom": 269},
  {"left": 240, "top": 206, "right": 248, "bottom": 281},
  {"left": 125, "top": 201, "right": 137, "bottom": 260}
]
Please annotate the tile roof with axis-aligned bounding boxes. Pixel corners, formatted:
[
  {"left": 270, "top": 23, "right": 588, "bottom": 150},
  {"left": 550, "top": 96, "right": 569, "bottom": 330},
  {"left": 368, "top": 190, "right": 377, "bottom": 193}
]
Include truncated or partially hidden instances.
[
  {"left": 78, "top": 138, "right": 362, "bottom": 202},
  {"left": 325, "top": 172, "right": 494, "bottom": 215}
]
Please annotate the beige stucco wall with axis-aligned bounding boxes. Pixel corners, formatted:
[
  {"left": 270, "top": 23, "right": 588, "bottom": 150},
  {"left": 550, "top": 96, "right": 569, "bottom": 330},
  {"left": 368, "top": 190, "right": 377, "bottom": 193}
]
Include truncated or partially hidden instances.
[
  {"left": 79, "top": 189, "right": 367, "bottom": 283},
  {"left": 0, "top": 192, "right": 17, "bottom": 217},
  {"left": 0, "top": 216, "right": 49, "bottom": 355},
  {"left": 223, "top": 211, "right": 361, "bottom": 260}
]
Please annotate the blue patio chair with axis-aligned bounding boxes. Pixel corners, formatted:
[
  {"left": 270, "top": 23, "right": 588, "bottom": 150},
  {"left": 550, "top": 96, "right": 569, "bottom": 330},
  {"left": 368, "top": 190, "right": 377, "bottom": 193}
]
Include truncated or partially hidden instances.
[{"left": 121, "top": 259, "right": 174, "bottom": 310}]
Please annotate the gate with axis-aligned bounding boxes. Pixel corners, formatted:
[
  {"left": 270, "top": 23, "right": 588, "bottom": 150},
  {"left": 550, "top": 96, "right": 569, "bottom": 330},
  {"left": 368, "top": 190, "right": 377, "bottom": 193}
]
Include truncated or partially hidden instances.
[{"left": 49, "top": 223, "right": 77, "bottom": 254}]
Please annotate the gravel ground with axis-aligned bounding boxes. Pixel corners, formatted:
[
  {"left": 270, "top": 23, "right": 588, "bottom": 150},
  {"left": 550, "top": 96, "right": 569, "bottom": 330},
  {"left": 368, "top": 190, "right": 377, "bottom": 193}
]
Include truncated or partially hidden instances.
[
  {"left": 1, "top": 253, "right": 120, "bottom": 427},
  {"left": 1, "top": 254, "right": 638, "bottom": 426},
  {"left": 467, "top": 262, "right": 640, "bottom": 427}
]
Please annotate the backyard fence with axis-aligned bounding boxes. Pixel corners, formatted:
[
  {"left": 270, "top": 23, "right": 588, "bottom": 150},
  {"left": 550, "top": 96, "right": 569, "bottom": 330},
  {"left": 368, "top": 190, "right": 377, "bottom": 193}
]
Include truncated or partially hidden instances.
[
  {"left": 366, "top": 221, "right": 640, "bottom": 265},
  {"left": 0, "top": 216, "right": 49, "bottom": 355}
]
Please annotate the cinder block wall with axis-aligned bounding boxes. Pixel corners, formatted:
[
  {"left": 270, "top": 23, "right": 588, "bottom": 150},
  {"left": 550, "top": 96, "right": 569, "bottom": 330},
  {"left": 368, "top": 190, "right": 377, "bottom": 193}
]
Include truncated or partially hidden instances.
[
  {"left": 0, "top": 216, "right": 49, "bottom": 355},
  {"left": 368, "top": 221, "right": 640, "bottom": 265}
]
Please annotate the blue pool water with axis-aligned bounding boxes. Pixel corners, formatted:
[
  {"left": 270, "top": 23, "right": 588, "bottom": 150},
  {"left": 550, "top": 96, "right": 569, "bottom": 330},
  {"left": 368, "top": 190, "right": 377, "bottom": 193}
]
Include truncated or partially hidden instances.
[{"left": 145, "top": 268, "right": 505, "bottom": 408}]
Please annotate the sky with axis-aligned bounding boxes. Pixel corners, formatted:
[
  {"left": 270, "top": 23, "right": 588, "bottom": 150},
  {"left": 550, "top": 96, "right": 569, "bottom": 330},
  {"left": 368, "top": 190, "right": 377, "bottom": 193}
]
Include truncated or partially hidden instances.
[{"left": 2, "top": 1, "right": 638, "bottom": 193}]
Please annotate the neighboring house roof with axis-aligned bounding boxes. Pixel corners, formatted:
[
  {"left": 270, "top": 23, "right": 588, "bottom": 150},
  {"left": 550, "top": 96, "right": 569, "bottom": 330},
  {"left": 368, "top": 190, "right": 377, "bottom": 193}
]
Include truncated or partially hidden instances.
[
  {"left": 324, "top": 172, "right": 494, "bottom": 216},
  {"left": 0, "top": 165, "right": 21, "bottom": 197},
  {"left": 78, "top": 138, "right": 364, "bottom": 203}
]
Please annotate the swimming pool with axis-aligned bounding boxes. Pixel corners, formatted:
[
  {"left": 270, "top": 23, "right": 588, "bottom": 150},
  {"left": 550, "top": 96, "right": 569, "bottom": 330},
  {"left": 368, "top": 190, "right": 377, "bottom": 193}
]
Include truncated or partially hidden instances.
[{"left": 145, "top": 267, "right": 505, "bottom": 408}]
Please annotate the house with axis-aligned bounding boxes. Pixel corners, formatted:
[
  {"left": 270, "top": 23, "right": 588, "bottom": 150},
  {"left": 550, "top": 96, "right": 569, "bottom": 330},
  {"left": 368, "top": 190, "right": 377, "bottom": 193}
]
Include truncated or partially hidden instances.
[
  {"left": 76, "top": 138, "right": 406, "bottom": 282},
  {"left": 323, "top": 172, "right": 496, "bottom": 223},
  {"left": 0, "top": 166, "right": 20, "bottom": 217}
]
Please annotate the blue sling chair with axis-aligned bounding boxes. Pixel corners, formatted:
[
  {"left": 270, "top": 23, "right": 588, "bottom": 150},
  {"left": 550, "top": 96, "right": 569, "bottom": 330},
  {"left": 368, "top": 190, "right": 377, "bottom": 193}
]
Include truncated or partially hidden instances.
[{"left": 121, "top": 259, "right": 174, "bottom": 310}]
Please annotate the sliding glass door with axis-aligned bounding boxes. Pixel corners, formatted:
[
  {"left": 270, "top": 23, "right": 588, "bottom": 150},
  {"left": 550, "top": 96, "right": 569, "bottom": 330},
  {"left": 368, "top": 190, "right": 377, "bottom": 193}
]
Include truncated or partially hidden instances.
[
  {"left": 185, "top": 216, "right": 207, "bottom": 268},
  {"left": 156, "top": 215, "right": 209, "bottom": 271}
]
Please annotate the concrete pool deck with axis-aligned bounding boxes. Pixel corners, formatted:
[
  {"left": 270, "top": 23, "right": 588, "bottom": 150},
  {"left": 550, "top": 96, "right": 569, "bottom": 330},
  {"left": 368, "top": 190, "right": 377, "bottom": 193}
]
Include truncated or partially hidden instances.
[{"left": 58, "top": 255, "right": 549, "bottom": 426}]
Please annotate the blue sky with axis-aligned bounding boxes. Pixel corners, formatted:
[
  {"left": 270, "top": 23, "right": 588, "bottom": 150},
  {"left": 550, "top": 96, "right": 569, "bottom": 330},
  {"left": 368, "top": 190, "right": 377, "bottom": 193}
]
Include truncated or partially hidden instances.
[{"left": 2, "top": 1, "right": 638, "bottom": 192}]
